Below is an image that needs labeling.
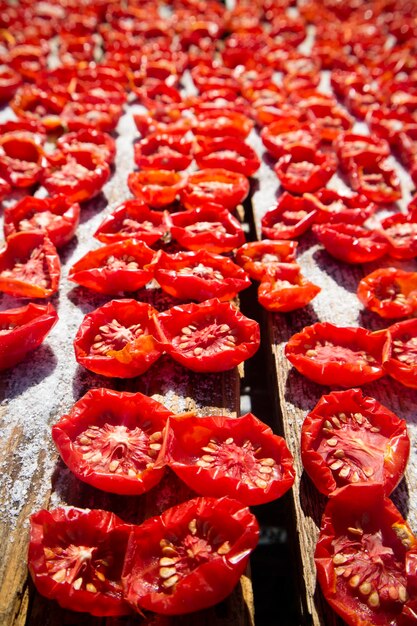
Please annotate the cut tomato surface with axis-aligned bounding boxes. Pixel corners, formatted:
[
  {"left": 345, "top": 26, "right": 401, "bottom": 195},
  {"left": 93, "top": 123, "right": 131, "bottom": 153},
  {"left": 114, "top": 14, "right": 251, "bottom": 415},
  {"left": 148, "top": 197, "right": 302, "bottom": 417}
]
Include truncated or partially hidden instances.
[
  {"left": 258, "top": 265, "right": 320, "bottom": 312},
  {"left": 94, "top": 200, "right": 166, "bottom": 246},
  {"left": 358, "top": 268, "right": 417, "bottom": 319},
  {"left": 261, "top": 192, "right": 317, "bottom": 240},
  {"left": 382, "top": 318, "right": 417, "bottom": 389},
  {"left": 314, "top": 223, "right": 389, "bottom": 264},
  {"left": 180, "top": 168, "right": 250, "bottom": 211},
  {"left": 235, "top": 239, "right": 298, "bottom": 281}
]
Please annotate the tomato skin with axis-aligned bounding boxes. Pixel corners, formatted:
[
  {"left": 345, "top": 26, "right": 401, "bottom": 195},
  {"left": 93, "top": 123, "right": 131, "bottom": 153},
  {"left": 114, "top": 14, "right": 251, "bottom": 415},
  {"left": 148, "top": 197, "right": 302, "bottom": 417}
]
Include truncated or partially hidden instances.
[
  {"left": 235, "top": 239, "right": 298, "bottom": 281},
  {"left": 152, "top": 249, "right": 251, "bottom": 302},
  {"left": 127, "top": 169, "right": 184, "bottom": 208},
  {"left": 52, "top": 388, "right": 172, "bottom": 495},
  {"left": 274, "top": 148, "right": 337, "bottom": 194},
  {"left": 4, "top": 195, "right": 80, "bottom": 248},
  {"left": 28, "top": 507, "right": 133, "bottom": 616},
  {"left": 261, "top": 192, "right": 317, "bottom": 240},
  {"left": 301, "top": 389, "right": 409, "bottom": 496},
  {"left": 69, "top": 240, "right": 155, "bottom": 295},
  {"left": 162, "top": 413, "right": 295, "bottom": 505},
  {"left": 285, "top": 322, "right": 386, "bottom": 388},
  {"left": 134, "top": 133, "right": 193, "bottom": 171},
  {"left": 0, "top": 302, "right": 58, "bottom": 370},
  {"left": 57, "top": 129, "right": 116, "bottom": 165},
  {"left": 378, "top": 213, "right": 417, "bottom": 260},
  {"left": 167, "top": 204, "right": 246, "bottom": 254},
  {"left": 154, "top": 298, "right": 260, "bottom": 373},
  {"left": 258, "top": 265, "right": 320, "bottom": 312},
  {"left": 346, "top": 155, "right": 402, "bottom": 205},
  {"left": 261, "top": 119, "right": 320, "bottom": 160},
  {"left": 194, "top": 135, "right": 261, "bottom": 177},
  {"left": 180, "top": 168, "right": 250, "bottom": 211},
  {"left": 0, "top": 232, "right": 60, "bottom": 298},
  {"left": 304, "top": 189, "right": 377, "bottom": 226},
  {"left": 382, "top": 319, "right": 417, "bottom": 389},
  {"left": 94, "top": 200, "right": 166, "bottom": 246},
  {"left": 315, "top": 483, "right": 417, "bottom": 626},
  {"left": 313, "top": 223, "right": 389, "bottom": 264},
  {"left": 74, "top": 299, "right": 162, "bottom": 378},
  {"left": 122, "top": 496, "right": 259, "bottom": 615},
  {"left": 334, "top": 132, "right": 391, "bottom": 169},
  {"left": 0, "top": 132, "right": 45, "bottom": 188},
  {"left": 358, "top": 268, "right": 417, "bottom": 319},
  {"left": 193, "top": 110, "right": 253, "bottom": 139}
]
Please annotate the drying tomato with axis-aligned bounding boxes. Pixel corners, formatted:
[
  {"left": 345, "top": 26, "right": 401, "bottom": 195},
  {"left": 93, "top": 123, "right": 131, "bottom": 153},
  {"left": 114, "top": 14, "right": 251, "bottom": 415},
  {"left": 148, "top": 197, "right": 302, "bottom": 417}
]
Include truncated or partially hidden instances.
[
  {"left": 134, "top": 133, "right": 194, "bottom": 171},
  {"left": 261, "top": 192, "right": 317, "bottom": 240},
  {"left": 68, "top": 240, "right": 155, "bottom": 295},
  {"left": 74, "top": 299, "right": 162, "bottom": 378},
  {"left": 0, "top": 302, "right": 58, "bottom": 371},
  {"left": 122, "top": 496, "right": 259, "bottom": 615},
  {"left": 42, "top": 149, "right": 110, "bottom": 203},
  {"left": 315, "top": 483, "right": 417, "bottom": 626},
  {"left": 301, "top": 389, "right": 409, "bottom": 496},
  {"left": 313, "top": 223, "right": 389, "bottom": 264},
  {"left": 28, "top": 507, "right": 132, "bottom": 616},
  {"left": 4, "top": 195, "right": 80, "bottom": 248},
  {"left": 304, "top": 189, "right": 376, "bottom": 225},
  {"left": 334, "top": 133, "right": 391, "bottom": 170},
  {"left": 152, "top": 249, "right": 251, "bottom": 302},
  {"left": 382, "top": 318, "right": 417, "bottom": 389},
  {"left": 378, "top": 213, "right": 417, "bottom": 260},
  {"left": 162, "top": 412, "right": 295, "bottom": 505},
  {"left": 194, "top": 136, "right": 260, "bottom": 177},
  {"left": 154, "top": 298, "right": 260, "bottom": 373},
  {"left": 0, "top": 232, "right": 60, "bottom": 298},
  {"left": 0, "top": 176, "right": 11, "bottom": 201},
  {"left": 52, "top": 388, "right": 171, "bottom": 495},
  {"left": 358, "top": 268, "right": 417, "bottom": 320},
  {"left": 303, "top": 103, "right": 354, "bottom": 142},
  {"left": 0, "top": 66, "right": 22, "bottom": 102},
  {"left": 235, "top": 239, "right": 298, "bottom": 281},
  {"left": 61, "top": 101, "right": 123, "bottom": 133},
  {"left": 193, "top": 110, "right": 253, "bottom": 139},
  {"left": 57, "top": 129, "right": 116, "bottom": 165},
  {"left": 274, "top": 148, "right": 337, "bottom": 194},
  {"left": 0, "top": 131, "right": 45, "bottom": 188},
  {"left": 258, "top": 265, "right": 321, "bottom": 312},
  {"left": 133, "top": 112, "right": 193, "bottom": 138},
  {"left": 94, "top": 200, "right": 166, "bottom": 246},
  {"left": 167, "top": 205, "right": 246, "bottom": 254},
  {"left": 127, "top": 169, "right": 184, "bottom": 208},
  {"left": 180, "top": 168, "right": 250, "bottom": 211},
  {"left": 366, "top": 108, "right": 415, "bottom": 144},
  {"left": 10, "top": 84, "right": 67, "bottom": 130},
  {"left": 285, "top": 322, "right": 386, "bottom": 387},
  {"left": 260, "top": 119, "right": 320, "bottom": 160},
  {"left": 346, "top": 155, "right": 402, "bottom": 205}
]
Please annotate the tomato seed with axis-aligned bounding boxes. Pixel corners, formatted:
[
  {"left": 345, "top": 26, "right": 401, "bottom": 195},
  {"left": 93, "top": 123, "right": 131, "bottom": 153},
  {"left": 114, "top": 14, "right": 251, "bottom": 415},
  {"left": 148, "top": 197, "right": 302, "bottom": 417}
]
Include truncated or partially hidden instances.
[
  {"left": 368, "top": 591, "right": 380, "bottom": 608},
  {"left": 359, "top": 581, "right": 372, "bottom": 595}
]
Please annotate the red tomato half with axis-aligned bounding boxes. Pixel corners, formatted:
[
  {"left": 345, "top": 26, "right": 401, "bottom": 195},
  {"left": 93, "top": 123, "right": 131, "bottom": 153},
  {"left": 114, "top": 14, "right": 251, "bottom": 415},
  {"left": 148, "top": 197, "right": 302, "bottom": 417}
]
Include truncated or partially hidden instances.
[
  {"left": 378, "top": 213, "right": 417, "bottom": 260},
  {"left": 285, "top": 322, "right": 386, "bottom": 387},
  {"left": 258, "top": 265, "right": 320, "bottom": 312},
  {"left": 154, "top": 298, "right": 260, "bottom": 373},
  {"left": 193, "top": 110, "right": 253, "bottom": 139},
  {"left": 314, "top": 223, "right": 389, "bottom": 264},
  {"left": 358, "top": 268, "right": 417, "bottom": 319},
  {"left": 122, "top": 496, "right": 259, "bottom": 615},
  {"left": 304, "top": 189, "right": 377, "bottom": 226},
  {"left": 134, "top": 133, "right": 193, "bottom": 171},
  {"left": 0, "top": 302, "right": 58, "bottom": 370},
  {"left": 57, "top": 129, "right": 116, "bottom": 165},
  {"left": 261, "top": 192, "right": 317, "bottom": 240},
  {"left": 235, "top": 239, "right": 298, "bottom": 281},
  {"left": 274, "top": 148, "right": 337, "bottom": 194},
  {"left": 52, "top": 389, "right": 171, "bottom": 495},
  {"left": 127, "top": 169, "right": 184, "bottom": 208},
  {"left": 94, "top": 200, "right": 166, "bottom": 246},
  {"left": 0, "top": 232, "right": 60, "bottom": 298},
  {"left": 0, "top": 132, "right": 45, "bottom": 188},
  {"left": 152, "top": 249, "right": 250, "bottom": 302},
  {"left": 74, "top": 299, "right": 162, "bottom": 378},
  {"left": 347, "top": 155, "right": 402, "bottom": 205},
  {"left": 4, "top": 194, "right": 80, "bottom": 248},
  {"left": 162, "top": 413, "right": 295, "bottom": 505},
  {"left": 28, "top": 507, "right": 132, "bottom": 616},
  {"left": 68, "top": 240, "right": 154, "bottom": 295},
  {"left": 194, "top": 136, "right": 260, "bottom": 177},
  {"left": 301, "top": 389, "right": 409, "bottom": 496},
  {"left": 261, "top": 119, "right": 320, "bottom": 160},
  {"left": 315, "top": 483, "right": 417, "bottom": 626},
  {"left": 180, "top": 168, "right": 250, "bottom": 211},
  {"left": 382, "top": 318, "right": 417, "bottom": 389}
]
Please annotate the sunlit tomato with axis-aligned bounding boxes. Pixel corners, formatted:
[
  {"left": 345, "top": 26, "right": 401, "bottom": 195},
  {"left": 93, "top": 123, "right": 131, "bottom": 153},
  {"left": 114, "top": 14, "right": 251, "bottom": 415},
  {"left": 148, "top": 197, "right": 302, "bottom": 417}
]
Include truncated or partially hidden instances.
[
  {"left": 69, "top": 240, "right": 155, "bottom": 295},
  {"left": 154, "top": 298, "right": 260, "bottom": 373},
  {"left": 57, "top": 129, "right": 116, "bottom": 165},
  {"left": 28, "top": 507, "right": 132, "bottom": 616},
  {"left": 304, "top": 189, "right": 377, "bottom": 225},
  {"left": 194, "top": 136, "right": 260, "bottom": 177},
  {"left": 274, "top": 148, "right": 337, "bottom": 194},
  {"left": 74, "top": 299, "right": 162, "bottom": 378},
  {"left": 167, "top": 205, "right": 246, "bottom": 254},
  {"left": 334, "top": 132, "right": 390, "bottom": 170},
  {"left": 4, "top": 195, "right": 80, "bottom": 248},
  {"left": 260, "top": 119, "right": 320, "bottom": 160},
  {"left": 0, "top": 132, "right": 44, "bottom": 188},
  {"left": 346, "top": 155, "right": 402, "bottom": 205},
  {"left": 52, "top": 388, "right": 171, "bottom": 495},
  {"left": 313, "top": 223, "right": 389, "bottom": 264},
  {"left": 127, "top": 169, "right": 184, "bottom": 208},
  {"left": 180, "top": 168, "right": 250, "bottom": 211},
  {"left": 191, "top": 64, "right": 240, "bottom": 93},
  {"left": 94, "top": 200, "right": 166, "bottom": 246},
  {"left": 42, "top": 149, "right": 110, "bottom": 203},
  {"left": 152, "top": 249, "right": 250, "bottom": 302},
  {"left": 315, "top": 483, "right": 417, "bottom": 626},
  {"left": 0, "top": 232, "right": 60, "bottom": 298},
  {"left": 235, "top": 239, "right": 298, "bottom": 281},
  {"left": 382, "top": 318, "right": 417, "bottom": 389},
  {"left": 301, "top": 389, "right": 409, "bottom": 496},
  {"left": 0, "top": 66, "right": 22, "bottom": 102},
  {"left": 261, "top": 192, "right": 317, "bottom": 240},
  {"left": 0, "top": 302, "right": 58, "bottom": 370},
  {"left": 122, "top": 496, "right": 259, "bottom": 615},
  {"left": 378, "top": 213, "right": 417, "bottom": 260},
  {"left": 0, "top": 177, "right": 11, "bottom": 201},
  {"left": 135, "top": 82, "right": 182, "bottom": 110},
  {"left": 162, "top": 412, "right": 295, "bottom": 505},
  {"left": 258, "top": 265, "right": 320, "bottom": 312},
  {"left": 396, "top": 126, "right": 417, "bottom": 168},
  {"left": 303, "top": 103, "right": 354, "bottom": 142},
  {"left": 61, "top": 101, "right": 123, "bottom": 133},
  {"left": 285, "top": 322, "right": 386, "bottom": 387},
  {"left": 193, "top": 110, "right": 253, "bottom": 139},
  {"left": 133, "top": 112, "right": 193, "bottom": 138},
  {"left": 133, "top": 133, "right": 193, "bottom": 171},
  {"left": 366, "top": 108, "right": 415, "bottom": 145},
  {"left": 358, "top": 268, "right": 417, "bottom": 319}
]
